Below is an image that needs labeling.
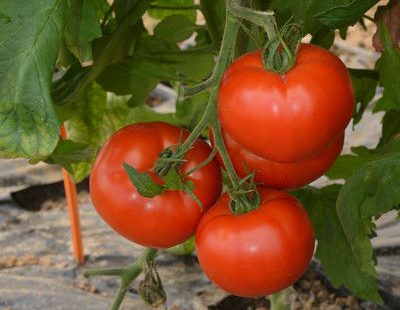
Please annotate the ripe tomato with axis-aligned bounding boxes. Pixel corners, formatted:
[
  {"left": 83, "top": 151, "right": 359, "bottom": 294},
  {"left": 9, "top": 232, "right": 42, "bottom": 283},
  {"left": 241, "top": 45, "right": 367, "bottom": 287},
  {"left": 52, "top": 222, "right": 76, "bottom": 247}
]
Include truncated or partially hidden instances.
[
  {"left": 218, "top": 44, "right": 354, "bottom": 163},
  {"left": 214, "top": 130, "right": 344, "bottom": 189},
  {"left": 90, "top": 122, "right": 222, "bottom": 249},
  {"left": 196, "top": 188, "right": 315, "bottom": 297}
]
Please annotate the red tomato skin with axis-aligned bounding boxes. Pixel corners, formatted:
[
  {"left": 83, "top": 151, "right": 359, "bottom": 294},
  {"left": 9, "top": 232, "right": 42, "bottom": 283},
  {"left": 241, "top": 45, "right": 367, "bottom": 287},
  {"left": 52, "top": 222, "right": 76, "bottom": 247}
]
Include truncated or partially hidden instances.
[
  {"left": 90, "top": 122, "right": 222, "bottom": 249},
  {"left": 215, "top": 130, "right": 344, "bottom": 190},
  {"left": 218, "top": 44, "right": 354, "bottom": 163},
  {"left": 196, "top": 188, "right": 315, "bottom": 297}
]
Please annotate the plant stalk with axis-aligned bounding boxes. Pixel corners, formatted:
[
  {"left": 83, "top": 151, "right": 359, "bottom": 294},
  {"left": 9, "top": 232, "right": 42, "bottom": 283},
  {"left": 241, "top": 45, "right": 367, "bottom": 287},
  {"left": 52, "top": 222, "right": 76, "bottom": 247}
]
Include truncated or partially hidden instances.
[{"left": 83, "top": 248, "right": 158, "bottom": 310}]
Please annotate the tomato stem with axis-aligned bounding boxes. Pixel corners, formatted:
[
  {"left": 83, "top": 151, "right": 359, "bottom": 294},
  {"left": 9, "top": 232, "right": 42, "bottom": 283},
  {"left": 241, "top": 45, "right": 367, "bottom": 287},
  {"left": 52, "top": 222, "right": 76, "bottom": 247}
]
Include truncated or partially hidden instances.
[
  {"left": 83, "top": 248, "right": 158, "bottom": 310},
  {"left": 151, "top": 0, "right": 262, "bottom": 214}
]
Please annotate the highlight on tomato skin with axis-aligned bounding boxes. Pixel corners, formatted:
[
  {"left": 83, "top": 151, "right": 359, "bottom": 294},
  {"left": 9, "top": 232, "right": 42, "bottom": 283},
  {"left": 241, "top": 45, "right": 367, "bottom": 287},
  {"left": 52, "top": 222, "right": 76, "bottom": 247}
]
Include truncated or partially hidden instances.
[
  {"left": 218, "top": 43, "right": 354, "bottom": 164},
  {"left": 89, "top": 122, "right": 222, "bottom": 249},
  {"left": 195, "top": 188, "right": 315, "bottom": 297}
]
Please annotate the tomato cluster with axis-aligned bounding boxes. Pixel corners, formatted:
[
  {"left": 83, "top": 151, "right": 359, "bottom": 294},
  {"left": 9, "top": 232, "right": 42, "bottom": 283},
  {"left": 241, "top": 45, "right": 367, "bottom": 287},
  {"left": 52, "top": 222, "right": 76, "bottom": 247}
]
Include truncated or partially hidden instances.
[{"left": 89, "top": 44, "right": 353, "bottom": 298}]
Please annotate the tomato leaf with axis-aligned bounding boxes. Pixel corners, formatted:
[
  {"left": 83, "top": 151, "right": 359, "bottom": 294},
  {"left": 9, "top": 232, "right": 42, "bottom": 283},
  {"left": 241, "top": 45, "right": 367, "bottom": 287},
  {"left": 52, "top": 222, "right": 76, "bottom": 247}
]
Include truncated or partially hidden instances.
[
  {"left": 270, "top": 0, "right": 376, "bottom": 39},
  {"left": 374, "top": 24, "right": 400, "bottom": 112},
  {"left": 349, "top": 69, "right": 379, "bottom": 125},
  {"left": 148, "top": 0, "right": 196, "bottom": 22},
  {"left": 153, "top": 14, "right": 196, "bottom": 43},
  {"left": 336, "top": 147, "right": 400, "bottom": 278},
  {"left": 325, "top": 146, "right": 378, "bottom": 180},
  {"left": 64, "top": 0, "right": 102, "bottom": 64},
  {"left": 0, "top": 0, "right": 68, "bottom": 160},
  {"left": 123, "top": 163, "right": 165, "bottom": 198},
  {"left": 293, "top": 185, "right": 381, "bottom": 302},
  {"left": 310, "top": 28, "right": 335, "bottom": 48},
  {"left": 327, "top": 138, "right": 400, "bottom": 180},
  {"left": 379, "top": 111, "right": 400, "bottom": 147},
  {"left": 46, "top": 139, "right": 95, "bottom": 175},
  {"left": 176, "top": 91, "right": 209, "bottom": 130},
  {"left": 65, "top": 83, "right": 179, "bottom": 181},
  {"left": 314, "top": 0, "right": 378, "bottom": 29}
]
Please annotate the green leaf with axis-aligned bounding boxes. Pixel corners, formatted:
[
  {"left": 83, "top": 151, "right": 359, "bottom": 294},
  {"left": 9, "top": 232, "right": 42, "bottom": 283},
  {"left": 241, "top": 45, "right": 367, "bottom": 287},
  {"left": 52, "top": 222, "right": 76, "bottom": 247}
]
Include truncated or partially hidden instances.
[
  {"left": 153, "top": 14, "right": 196, "bottom": 43},
  {"left": 0, "top": 0, "right": 68, "bottom": 160},
  {"left": 148, "top": 0, "right": 196, "bottom": 22},
  {"left": 198, "top": 0, "right": 225, "bottom": 48},
  {"left": 379, "top": 111, "right": 400, "bottom": 147},
  {"left": 326, "top": 146, "right": 378, "bottom": 180},
  {"left": 349, "top": 69, "right": 379, "bottom": 125},
  {"left": 310, "top": 27, "right": 335, "bottom": 49},
  {"left": 270, "top": 0, "right": 377, "bottom": 36},
  {"left": 174, "top": 53, "right": 214, "bottom": 81},
  {"left": 176, "top": 91, "right": 209, "bottom": 130},
  {"left": 65, "top": 83, "right": 179, "bottom": 181},
  {"left": 97, "top": 49, "right": 213, "bottom": 103},
  {"left": 123, "top": 163, "right": 165, "bottom": 198},
  {"left": 314, "top": 0, "right": 378, "bottom": 29},
  {"left": 70, "top": 162, "right": 92, "bottom": 183},
  {"left": 326, "top": 139, "right": 400, "bottom": 180},
  {"left": 337, "top": 150, "right": 400, "bottom": 278},
  {"left": 64, "top": 0, "right": 102, "bottom": 64},
  {"left": 97, "top": 59, "right": 160, "bottom": 102},
  {"left": 293, "top": 185, "right": 381, "bottom": 301},
  {"left": 374, "top": 24, "right": 400, "bottom": 112},
  {"left": 47, "top": 139, "right": 95, "bottom": 175}
]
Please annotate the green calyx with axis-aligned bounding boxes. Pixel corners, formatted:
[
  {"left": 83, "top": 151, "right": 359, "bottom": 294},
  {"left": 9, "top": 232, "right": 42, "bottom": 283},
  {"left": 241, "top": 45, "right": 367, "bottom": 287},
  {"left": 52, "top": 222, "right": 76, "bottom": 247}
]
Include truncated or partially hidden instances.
[
  {"left": 226, "top": 169, "right": 261, "bottom": 215},
  {"left": 229, "top": 3, "right": 303, "bottom": 75},
  {"left": 261, "top": 21, "right": 303, "bottom": 75},
  {"left": 123, "top": 163, "right": 203, "bottom": 209}
]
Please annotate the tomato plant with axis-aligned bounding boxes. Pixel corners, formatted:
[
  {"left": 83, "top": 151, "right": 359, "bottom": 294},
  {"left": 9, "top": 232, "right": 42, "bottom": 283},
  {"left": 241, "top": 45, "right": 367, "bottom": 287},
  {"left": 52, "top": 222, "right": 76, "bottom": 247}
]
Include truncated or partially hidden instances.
[
  {"left": 2, "top": 0, "right": 400, "bottom": 308},
  {"left": 196, "top": 188, "right": 315, "bottom": 297},
  {"left": 90, "top": 122, "right": 222, "bottom": 248}
]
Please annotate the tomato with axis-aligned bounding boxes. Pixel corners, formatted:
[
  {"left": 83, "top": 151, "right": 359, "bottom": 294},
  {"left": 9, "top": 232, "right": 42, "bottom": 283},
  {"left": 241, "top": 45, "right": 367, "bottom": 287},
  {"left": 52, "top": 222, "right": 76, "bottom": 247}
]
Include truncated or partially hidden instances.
[
  {"left": 213, "top": 130, "right": 344, "bottom": 189},
  {"left": 90, "top": 122, "right": 222, "bottom": 249},
  {"left": 218, "top": 44, "right": 354, "bottom": 163},
  {"left": 196, "top": 188, "right": 315, "bottom": 297}
]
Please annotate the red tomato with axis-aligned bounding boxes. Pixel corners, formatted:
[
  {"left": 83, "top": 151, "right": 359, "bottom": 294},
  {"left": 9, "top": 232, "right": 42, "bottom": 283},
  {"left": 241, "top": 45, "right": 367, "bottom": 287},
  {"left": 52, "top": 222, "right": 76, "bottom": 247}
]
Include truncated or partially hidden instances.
[
  {"left": 214, "top": 130, "right": 344, "bottom": 189},
  {"left": 90, "top": 122, "right": 222, "bottom": 248},
  {"left": 196, "top": 188, "right": 315, "bottom": 297},
  {"left": 218, "top": 44, "right": 354, "bottom": 163}
]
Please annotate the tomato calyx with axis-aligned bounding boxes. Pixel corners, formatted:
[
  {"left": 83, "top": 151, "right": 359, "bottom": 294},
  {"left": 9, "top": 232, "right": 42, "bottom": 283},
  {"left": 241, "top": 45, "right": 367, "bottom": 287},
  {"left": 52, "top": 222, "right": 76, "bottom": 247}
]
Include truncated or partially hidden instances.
[
  {"left": 226, "top": 170, "right": 261, "bottom": 215},
  {"left": 123, "top": 163, "right": 204, "bottom": 209},
  {"left": 261, "top": 21, "right": 303, "bottom": 75},
  {"left": 230, "top": 2, "right": 303, "bottom": 75}
]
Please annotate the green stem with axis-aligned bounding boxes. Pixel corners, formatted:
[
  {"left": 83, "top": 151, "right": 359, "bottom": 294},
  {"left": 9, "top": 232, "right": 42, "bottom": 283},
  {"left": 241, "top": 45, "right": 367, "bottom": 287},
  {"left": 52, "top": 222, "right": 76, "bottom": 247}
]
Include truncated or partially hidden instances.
[
  {"left": 83, "top": 268, "right": 122, "bottom": 277},
  {"left": 184, "top": 76, "right": 214, "bottom": 96},
  {"left": 173, "top": 7, "right": 240, "bottom": 156},
  {"left": 84, "top": 248, "right": 158, "bottom": 310},
  {"left": 149, "top": 4, "right": 201, "bottom": 10},
  {"left": 165, "top": 0, "right": 259, "bottom": 214},
  {"left": 229, "top": 4, "right": 276, "bottom": 39}
]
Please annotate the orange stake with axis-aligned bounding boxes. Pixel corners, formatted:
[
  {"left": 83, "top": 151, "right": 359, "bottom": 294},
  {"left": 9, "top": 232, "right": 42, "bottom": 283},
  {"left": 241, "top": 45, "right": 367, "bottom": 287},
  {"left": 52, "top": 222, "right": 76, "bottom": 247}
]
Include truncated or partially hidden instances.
[{"left": 60, "top": 126, "right": 84, "bottom": 263}]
